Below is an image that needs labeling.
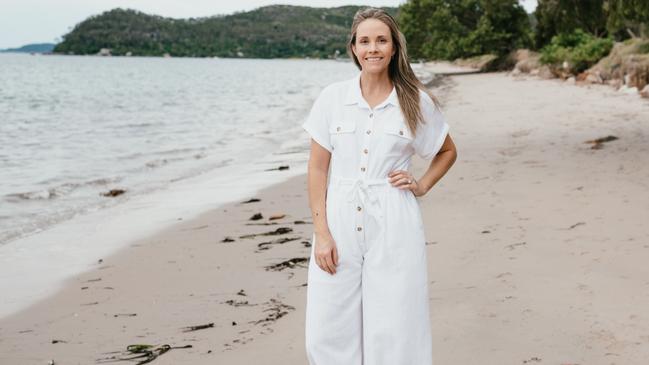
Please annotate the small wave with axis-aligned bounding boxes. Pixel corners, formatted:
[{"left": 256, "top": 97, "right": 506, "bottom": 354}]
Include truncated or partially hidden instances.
[
  {"left": 143, "top": 149, "right": 210, "bottom": 169},
  {"left": 152, "top": 147, "right": 203, "bottom": 156},
  {"left": 4, "top": 177, "right": 122, "bottom": 202},
  {"left": 145, "top": 159, "right": 170, "bottom": 168},
  {"left": 87, "top": 177, "right": 123, "bottom": 185},
  {"left": 120, "top": 122, "right": 156, "bottom": 128},
  {"left": 6, "top": 184, "right": 76, "bottom": 201},
  {"left": 118, "top": 147, "right": 204, "bottom": 161}
]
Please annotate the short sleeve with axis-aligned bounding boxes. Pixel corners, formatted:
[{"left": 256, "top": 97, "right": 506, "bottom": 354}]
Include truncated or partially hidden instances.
[
  {"left": 302, "top": 89, "right": 332, "bottom": 153},
  {"left": 413, "top": 94, "right": 450, "bottom": 160}
]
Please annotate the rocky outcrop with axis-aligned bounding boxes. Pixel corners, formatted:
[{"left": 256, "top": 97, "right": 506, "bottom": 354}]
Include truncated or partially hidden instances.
[
  {"left": 641, "top": 84, "right": 649, "bottom": 99},
  {"left": 452, "top": 54, "right": 499, "bottom": 72},
  {"left": 512, "top": 49, "right": 541, "bottom": 73},
  {"left": 581, "top": 39, "right": 649, "bottom": 93},
  {"left": 510, "top": 41, "right": 649, "bottom": 98}
]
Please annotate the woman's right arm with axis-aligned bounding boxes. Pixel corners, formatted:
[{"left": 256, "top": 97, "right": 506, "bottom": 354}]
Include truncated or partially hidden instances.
[{"left": 306, "top": 139, "right": 339, "bottom": 275}]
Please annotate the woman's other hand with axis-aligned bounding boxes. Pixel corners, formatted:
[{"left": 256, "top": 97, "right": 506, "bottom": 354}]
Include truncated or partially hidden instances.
[
  {"left": 314, "top": 233, "right": 339, "bottom": 275},
  {"left": 388, "top": 170, "right": 425, "bottom": 196}
]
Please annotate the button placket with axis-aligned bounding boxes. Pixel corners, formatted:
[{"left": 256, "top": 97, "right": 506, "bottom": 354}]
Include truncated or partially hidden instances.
[
  {"left": 356, "top": 109, "right": 374, "bottom": 245},
  {"left": 360, "top": 110, "right": 374, "bottom": 176}
]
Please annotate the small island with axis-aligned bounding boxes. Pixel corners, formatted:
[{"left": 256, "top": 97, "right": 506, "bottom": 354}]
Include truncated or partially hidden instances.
[{"left": 53, "top": 6, "right": 397, "bottom": 59}]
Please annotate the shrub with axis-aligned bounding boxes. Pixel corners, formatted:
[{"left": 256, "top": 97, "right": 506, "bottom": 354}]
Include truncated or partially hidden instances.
[{"left": 540, "top": 29, "right": 614, "bottom": 73}]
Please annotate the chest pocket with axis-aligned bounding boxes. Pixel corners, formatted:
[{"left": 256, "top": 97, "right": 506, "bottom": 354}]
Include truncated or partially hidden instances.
[
  {"left": 329, "top": 120, "right": 356, "bottom": 152},
  {"left": 382, "top": 119, "right": 413, "bottom": 156}
]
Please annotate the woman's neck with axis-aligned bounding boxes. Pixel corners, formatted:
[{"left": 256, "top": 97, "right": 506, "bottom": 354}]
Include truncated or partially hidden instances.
[{"left": 360, "top": 70, "right": 393, "bottom": 96}]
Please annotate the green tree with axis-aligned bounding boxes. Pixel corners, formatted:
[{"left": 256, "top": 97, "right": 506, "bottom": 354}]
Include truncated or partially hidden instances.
[
  {"left": 534, "top": 0, "right": 607, "bottom": 49},
  {"left": 606, "top": 0, "right": 649, "bottom": 39},
  {"left": 399, "top": 0, "right": 531, "bottom": 61}
]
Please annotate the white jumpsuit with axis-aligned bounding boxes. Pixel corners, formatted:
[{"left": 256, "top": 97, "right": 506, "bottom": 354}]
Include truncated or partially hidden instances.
[{"left": 302, "top": 72, "right": 450, "bottom": 365}]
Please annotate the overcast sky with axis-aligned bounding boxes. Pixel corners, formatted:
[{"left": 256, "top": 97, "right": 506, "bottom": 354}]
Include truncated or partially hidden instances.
[{"left": 0, "top": 0, "right": 538, "bottom": 49}]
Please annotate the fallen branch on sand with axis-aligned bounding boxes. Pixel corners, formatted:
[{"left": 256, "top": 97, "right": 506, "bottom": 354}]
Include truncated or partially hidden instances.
[
  {"left": 101, "top": 189, "right": 126, "bottom": 197},
  {"left": 181, "top": 322, "right": 214, "bottom": 332},
  {"left": 504, "top": 242, "right": 527, "bottom": 250},
  {"left": 251, "top": 298, "right": 296, "bottom": 326},
  {"left": 265, "top": 257, "right": 308, "bottom": 271},
  {"left": 96, "top": 343, "right": 192, "bottom": 364},
  {"left": 264, "top": 165, "right": 289, "bottom": 171},
  {"left": 256, "top": 236, "right": 300, "bottom": 251},
  {"left": 239, "top": 227, "right": 292, "bottom": 239},
  {"left": 584, "top": 135, "right": 618, "bottom": 149}
]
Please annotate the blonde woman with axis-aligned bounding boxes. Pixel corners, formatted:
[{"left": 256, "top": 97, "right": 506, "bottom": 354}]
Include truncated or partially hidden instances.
[{"left": 302, "top": 7, "right": 457, "bottom": 364}]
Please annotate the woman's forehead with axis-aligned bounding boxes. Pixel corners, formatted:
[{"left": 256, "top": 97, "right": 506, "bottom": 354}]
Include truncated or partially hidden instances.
[{"left": 356, "top": 19, "right": 391, "bottom": 38}]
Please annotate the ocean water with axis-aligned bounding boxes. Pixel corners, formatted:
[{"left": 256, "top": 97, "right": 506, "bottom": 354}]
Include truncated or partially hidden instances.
[
  {"left": 0, "top": 54, "right": 362, "bottom": 245},
  {"left": 0, "top": 53, "right": 435, "bottom": 318}
]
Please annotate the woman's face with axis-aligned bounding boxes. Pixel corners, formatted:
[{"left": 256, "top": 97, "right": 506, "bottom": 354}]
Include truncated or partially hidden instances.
[{"left": 352, "top": 18, "right": 395, "bottom": 74}]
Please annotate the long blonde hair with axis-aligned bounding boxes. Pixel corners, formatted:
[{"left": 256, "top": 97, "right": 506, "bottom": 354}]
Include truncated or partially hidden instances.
[{"left": 346, "top": 7, "right": 440, "bottom": 136}]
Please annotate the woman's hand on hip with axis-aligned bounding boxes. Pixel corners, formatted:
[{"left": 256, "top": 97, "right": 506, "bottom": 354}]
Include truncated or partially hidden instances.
[
  {"left": 314, "top": 233, "right": 338, "bottom": 275},
  {"left": 388, "top": 170, "right": 425, "bottom": 197}
]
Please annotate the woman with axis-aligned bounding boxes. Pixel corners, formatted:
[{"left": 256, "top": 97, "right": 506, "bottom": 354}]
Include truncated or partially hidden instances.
[{"left": 302, "top": 7, "right": 457, "bottom": 365}]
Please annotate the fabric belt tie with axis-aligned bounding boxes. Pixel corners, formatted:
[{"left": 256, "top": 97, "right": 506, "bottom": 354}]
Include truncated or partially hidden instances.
[{"left": 330, "top": 176, "right": 390, "bottom": 236}]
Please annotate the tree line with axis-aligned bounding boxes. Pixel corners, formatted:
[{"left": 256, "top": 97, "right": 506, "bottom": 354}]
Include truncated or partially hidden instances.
[
  {"left": 54, "top": 1, "right": 648, "bottom": 62},
  {"left": 400, "top": 0, "right": 649, "bottom": 61}
]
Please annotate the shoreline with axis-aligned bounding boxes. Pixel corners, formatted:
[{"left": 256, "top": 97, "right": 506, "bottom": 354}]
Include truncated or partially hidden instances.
[
  {"left": 0, "top": 172, "right": 316, "bottom": 363},
  {"left": 2, "top": 70, "right": 649, "bottom": 364},
  {"left": 0, "top": 146, "right": 310, "bottom": 321}
]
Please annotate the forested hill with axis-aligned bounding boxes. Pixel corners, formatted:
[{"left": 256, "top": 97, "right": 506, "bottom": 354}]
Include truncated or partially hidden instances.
[{"left": 54, "top": 6, "right": 398, "bottom": 58}]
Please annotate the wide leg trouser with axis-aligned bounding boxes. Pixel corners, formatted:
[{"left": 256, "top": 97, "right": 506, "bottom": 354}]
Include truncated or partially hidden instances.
[{"left": 305, "top": 184, "right": 433, "bottom": 365}]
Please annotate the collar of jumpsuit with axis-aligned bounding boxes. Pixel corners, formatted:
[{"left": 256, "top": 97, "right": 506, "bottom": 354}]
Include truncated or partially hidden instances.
[{"left": 343, "top": 72, "right": 399, "bottom": 109}]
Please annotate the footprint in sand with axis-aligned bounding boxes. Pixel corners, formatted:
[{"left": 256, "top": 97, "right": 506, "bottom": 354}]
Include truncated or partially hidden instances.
[
  {"left": 497, "top": 146, "right": 525, "bottom": 157},
  {"left": 510, "top": 129, "right": 533, "bottom": 138}
]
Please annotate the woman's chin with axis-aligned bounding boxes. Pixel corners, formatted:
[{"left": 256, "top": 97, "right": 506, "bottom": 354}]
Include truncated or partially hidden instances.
[{"left": 361, "top": 63, "right": 389, "bottom": 74}]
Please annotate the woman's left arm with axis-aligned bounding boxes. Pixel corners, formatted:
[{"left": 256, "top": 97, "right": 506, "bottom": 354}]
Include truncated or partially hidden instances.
[{"left": 388, "top": 133, "right": 457, "bottom": 196}]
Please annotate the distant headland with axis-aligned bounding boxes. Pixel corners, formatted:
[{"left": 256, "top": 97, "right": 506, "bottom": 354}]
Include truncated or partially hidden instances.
[{"left": 52, "top": 6, "right": 397, "bottom": 59}]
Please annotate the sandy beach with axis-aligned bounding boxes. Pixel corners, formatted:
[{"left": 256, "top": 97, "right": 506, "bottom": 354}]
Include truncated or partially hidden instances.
[{"left": 1, "top": 70, "right": 649, "bottom": 365}]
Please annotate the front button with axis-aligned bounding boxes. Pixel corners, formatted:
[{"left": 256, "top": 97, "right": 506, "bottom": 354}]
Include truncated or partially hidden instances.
[
  {"left": 369, "top": 113, "right": 374, "bottom": 118},
  {"left": 363, "top": 148, "right": 368, "bottom": 154},
  {"left": 336, "top": 126, "right": 341, "bottom": 132},
  {"left": 360, "top": 167, "right": 366, "bottom": 172},
  {"left": 357, "top": 206, "right": 362, "bottom": 211},
  {"left": 357, "top": 227, "right": 363, "bottom": 231},
  {"left": 366, "top": 130, "right": 371, "bottom": 135},
  {"left": 399, "top": 130, "right": 404, "bottom": 135}
]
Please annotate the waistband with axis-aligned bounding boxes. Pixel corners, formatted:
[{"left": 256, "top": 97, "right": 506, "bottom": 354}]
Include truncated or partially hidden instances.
[{"left": 329, "top": 176, "right": 391, "bottom": 188}]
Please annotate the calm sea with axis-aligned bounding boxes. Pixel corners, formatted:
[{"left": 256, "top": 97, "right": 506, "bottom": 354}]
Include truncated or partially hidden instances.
[{"left": 0, "top": 54, "right": 367, "bottom": 245}]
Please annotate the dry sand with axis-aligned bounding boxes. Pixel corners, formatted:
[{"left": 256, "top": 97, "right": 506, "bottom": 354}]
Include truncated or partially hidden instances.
[{"left": 1, "top": 71, "right": 648, "bottom": 365}]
